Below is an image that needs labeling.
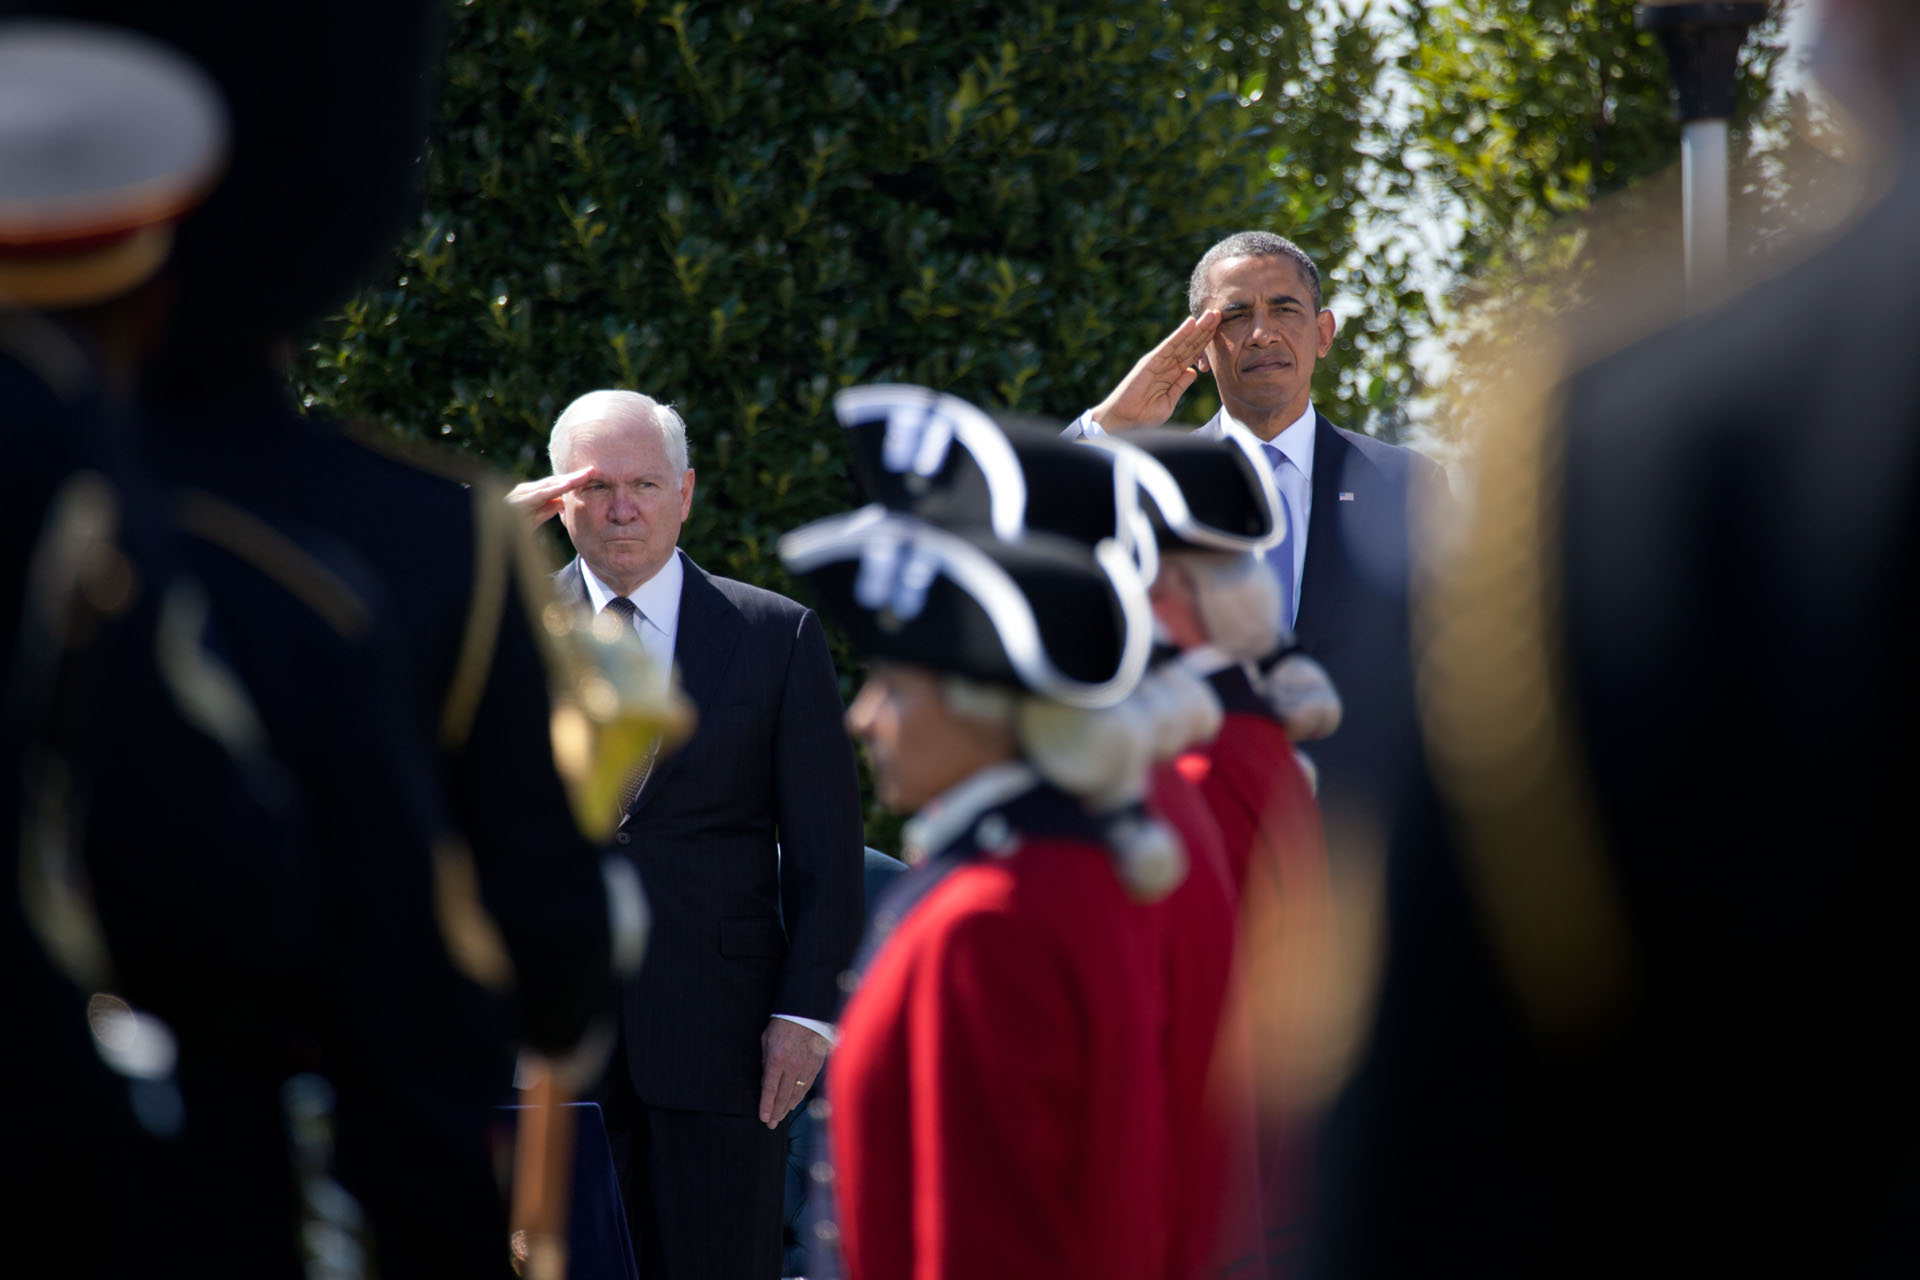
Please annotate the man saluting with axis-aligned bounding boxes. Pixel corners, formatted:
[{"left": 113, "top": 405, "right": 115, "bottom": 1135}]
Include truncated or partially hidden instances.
[{"left": 513, "top": 389, "right": 865, "bottom": 1280}]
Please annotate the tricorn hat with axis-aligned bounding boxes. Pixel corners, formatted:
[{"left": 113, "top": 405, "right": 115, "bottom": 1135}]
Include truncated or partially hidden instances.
[
  {"left": 0, "top": 22, "right": 226, "bottom": 308},
  {"left": 1085, "top": 425, "right": 1286, "bottom": 554},
  {"left": 779, "top": 506, "right": 1151, "bottom": 710},
  {"left": 834, "top": 382, "right": 1161, "bottom": 579}
]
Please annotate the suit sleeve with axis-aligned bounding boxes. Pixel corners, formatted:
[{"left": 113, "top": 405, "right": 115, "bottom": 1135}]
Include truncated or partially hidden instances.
[{"left": 770, "top": 606, "right": 865, "bottom": 1021}]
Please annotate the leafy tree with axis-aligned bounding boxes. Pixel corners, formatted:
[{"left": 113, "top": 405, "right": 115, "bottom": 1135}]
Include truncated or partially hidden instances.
[
  {"left": 294, "top": 0, "right": 1401, "bottom": 842},
  {"left": 1377, "top": 0, "right": 1796, "bottom": 445}
]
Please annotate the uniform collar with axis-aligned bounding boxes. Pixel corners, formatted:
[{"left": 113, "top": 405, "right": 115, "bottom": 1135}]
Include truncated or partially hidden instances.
[{"left": 899, "top": 762, "right": 1037, "bottom": 866}]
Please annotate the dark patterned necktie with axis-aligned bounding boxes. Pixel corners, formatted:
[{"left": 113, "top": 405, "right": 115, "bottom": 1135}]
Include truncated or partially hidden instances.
[{"left": 603, "top": 597, "right": 661, "bottom": 819}]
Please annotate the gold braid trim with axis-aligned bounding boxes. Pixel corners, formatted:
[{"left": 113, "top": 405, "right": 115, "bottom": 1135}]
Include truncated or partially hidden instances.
[
  {"left": 174, "top": 491, "right": 370, "bottom": 641},
  {"left": 1413, "top": 355, "right": 1634, "bottom": 1042},
  {"left": 439, "top": 481, "right": 509, "bottom": 748}
]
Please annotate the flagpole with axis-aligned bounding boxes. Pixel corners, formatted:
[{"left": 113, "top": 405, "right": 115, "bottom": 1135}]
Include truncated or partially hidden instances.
[{"left": 1636, "top": 2, "right": 1768, "bottom": 311}]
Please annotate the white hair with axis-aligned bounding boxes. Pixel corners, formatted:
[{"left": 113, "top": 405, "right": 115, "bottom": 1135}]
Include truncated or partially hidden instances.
[
  {"left": 1182, "top": 550, "right": 1284, "bottom": 662},
  {"left": 549, "top": 389, "right": 690, "bottom": 475},
  {"left": 937, "top": 674, "right": 1187, "bottom": 902},
  {"left": 936, "top": 675, "right": 1150, "bottom": 809}
]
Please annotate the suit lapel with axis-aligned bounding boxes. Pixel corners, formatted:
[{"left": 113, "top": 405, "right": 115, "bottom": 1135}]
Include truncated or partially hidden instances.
[
  {"left": 554, "top": 557, "right": 590, "bottom": 611},
  {"left": 623, "top": 551, "right": 739, "bottom": 820},
  {"left": 1293, "top": 416, "right": 1351, "bottom": 649}
]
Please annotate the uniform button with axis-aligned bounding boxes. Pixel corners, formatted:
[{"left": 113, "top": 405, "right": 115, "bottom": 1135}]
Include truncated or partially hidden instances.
[{"left": 615, "top": 831, "right": 632, "bottom": 845}]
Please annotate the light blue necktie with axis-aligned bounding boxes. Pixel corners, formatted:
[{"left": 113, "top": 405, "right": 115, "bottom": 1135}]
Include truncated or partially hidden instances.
[{"left": 1262, "top": 443, "right": 1297, "bottom": 632}]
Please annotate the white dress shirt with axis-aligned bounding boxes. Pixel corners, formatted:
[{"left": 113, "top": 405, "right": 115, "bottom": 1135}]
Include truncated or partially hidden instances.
[
  {"left": 580, "top": 552, "right": 682, "bottom": 686},
  {"left": 580, "top": 550, "right": 835, "bottom": 1046},
  {"left": 1229, "top": 403, "right": 1315, "bottom": 625}
]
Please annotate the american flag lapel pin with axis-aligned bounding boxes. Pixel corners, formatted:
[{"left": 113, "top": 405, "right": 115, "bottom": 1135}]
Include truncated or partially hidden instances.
[{"left": 1338, "top": 490, "right": 1356, "bottom": 502}]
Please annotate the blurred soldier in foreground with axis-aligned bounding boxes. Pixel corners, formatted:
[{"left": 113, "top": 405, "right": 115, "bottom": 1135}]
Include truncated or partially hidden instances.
[
  {"left": 781, "top": 501, "right": 1176, "bottom": 1279},
  {"left": 1309, "top": 1, "right": 1920, "bottom": 1275},
  {"left": 11, "top": 0, "right": 658, "bottom": 1271},
  {"left": 0, "top": 23, "right": 324, "bottom": 1273}
]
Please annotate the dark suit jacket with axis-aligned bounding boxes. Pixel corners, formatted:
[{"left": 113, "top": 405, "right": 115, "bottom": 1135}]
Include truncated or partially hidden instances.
[
  {"left": 557, "top": 551, "right": 865, "bottom": 1116},
  {"left": 1197, "top": 410, "right": 1450, "bottom": 835}
]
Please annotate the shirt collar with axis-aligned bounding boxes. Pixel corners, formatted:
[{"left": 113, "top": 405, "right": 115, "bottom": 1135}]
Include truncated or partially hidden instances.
[
  {"left": 580, "top": 550, "right": 685, "bottom": 628},
  {"left": 899, "top": 761, "right": 1039, "bottom": 866},
  {"left": 1224, "top": 401, "right": 1317, "bottom": 480}
]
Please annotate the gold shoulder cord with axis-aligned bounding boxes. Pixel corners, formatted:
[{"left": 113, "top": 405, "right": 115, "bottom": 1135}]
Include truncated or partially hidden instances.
[
  {"left": 14, "top": 473, "right": 130, "bottom": 990},
  {"left": 440, "top": 479, "right": 509, "bottom": 750},
  {"left": 174, "top": 490, "right": 371, "bottom": 641},
  {"left": 0, "top": 309, "right": 92, "bottom": 402},
  {"left": 329, "top": 424, "right": 511, "bottom": 750},
  {"left": 1413, "top": 357, "right": 1634, "bottom": 1043}
]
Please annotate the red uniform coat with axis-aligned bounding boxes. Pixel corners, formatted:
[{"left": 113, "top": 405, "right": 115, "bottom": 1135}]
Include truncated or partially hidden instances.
[
  {"left": 829, "top": 784, "right": 1167, "bottom": 1280},
  {"left": 1175, "top": 667, "right": 1331, "bottom": 1279},
  {"left": 1145, "top": 762, "right": 1239, "bottom": 1280}
]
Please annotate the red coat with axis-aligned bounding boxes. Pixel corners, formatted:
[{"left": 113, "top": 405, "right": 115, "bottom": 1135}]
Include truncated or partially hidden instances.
[
  {"left": 1144, "top": 762, "right": 1239, "bottom": 1280},
  {"left": 1178, "top": 710, "right": 1320, "bottom": 902},
  {"left": 1175, "top": 677, "right": 1332, "bottom": 1278},
  {"left": 830, "top": 795, "right": 1168, "bottom": 1280}
]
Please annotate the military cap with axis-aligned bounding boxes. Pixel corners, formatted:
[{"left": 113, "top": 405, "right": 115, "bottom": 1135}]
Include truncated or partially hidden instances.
[
  {"left": 779, "top": 506, "right": 1151, "bottom": 710},
  {"left": 20, "top": 0, "right": 446, "bottom": 348},
  {"left": 0, "top": 21, "right": 225, "bottom": 307}
]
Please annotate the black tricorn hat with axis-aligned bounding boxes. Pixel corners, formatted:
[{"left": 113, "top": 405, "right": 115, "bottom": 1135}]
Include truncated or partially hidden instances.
[
  {"left": 1085, "top": 425, "right": 1286, "bottom": 554},
  {"left": 834, "top": 382, "right": 1159, "bottom": 578},
  {"left": 778, "top": 506, "right": 1151, "bottom": 709}
]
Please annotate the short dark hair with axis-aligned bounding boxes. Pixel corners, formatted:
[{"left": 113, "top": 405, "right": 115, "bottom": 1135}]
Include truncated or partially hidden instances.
[{"left": 1187, "top": 231, "right": 1322, "bottom": 316}]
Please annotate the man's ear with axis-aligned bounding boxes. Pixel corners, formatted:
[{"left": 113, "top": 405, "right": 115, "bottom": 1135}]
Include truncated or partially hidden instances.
[
  {"left": 680, "top": 468, "right": 696, "bottom": 520},
  {"left": 1316, "top": 308, "right": 1337, "bottom": 358}
]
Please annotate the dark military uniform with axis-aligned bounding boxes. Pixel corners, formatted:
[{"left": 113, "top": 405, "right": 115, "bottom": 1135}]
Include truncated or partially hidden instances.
[
  {"left": 1308, "top": 107, "right": 1920, "bottom": 1280},
  {"left": 0, "top": 308, "right": 321, "bottom": 1274}
]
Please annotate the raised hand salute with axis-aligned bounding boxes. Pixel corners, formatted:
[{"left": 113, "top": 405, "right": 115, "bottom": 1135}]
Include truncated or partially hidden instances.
[
  {"left": 505, "top": 464, "right": 596, "bottom": 527},
  {"left": 1089, "top": 309, "right": 1221, "bottom": 432}
]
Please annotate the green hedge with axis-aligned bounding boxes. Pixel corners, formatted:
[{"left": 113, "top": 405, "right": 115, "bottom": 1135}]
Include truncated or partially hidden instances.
[{"left": 296, "top": 0, "right": 1394, "bottom": 846}]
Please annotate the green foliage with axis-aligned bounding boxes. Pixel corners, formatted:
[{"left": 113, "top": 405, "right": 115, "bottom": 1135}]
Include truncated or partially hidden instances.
[
  {"left": 295, "top": 0, "right": 1398, "bottom": 847},
  {"left": 1381, "top": 0, "right": 1793, "bottom": 444}
]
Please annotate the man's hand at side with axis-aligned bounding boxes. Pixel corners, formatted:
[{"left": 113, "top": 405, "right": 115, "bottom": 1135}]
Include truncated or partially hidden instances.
[
  {"left": 758, "top": 1017, "right": 830, "bottom": 1129},
  {"left": 1090, "top": 310, "right": 1221, "bottom": 432},
  {"left": 505, "top": 466, "right": 595, "bottom": 528}
]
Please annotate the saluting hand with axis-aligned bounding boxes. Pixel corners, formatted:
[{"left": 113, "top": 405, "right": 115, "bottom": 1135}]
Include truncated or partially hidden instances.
[
  {"left": 504, "top": 465, "right": 596, "bottom": 528},
  {"left": 1089, "top": 310, "right": 1222, "bottom": 432},
  {"left": 758, "top": 1018, "right": 830, "bottom": 1129}
]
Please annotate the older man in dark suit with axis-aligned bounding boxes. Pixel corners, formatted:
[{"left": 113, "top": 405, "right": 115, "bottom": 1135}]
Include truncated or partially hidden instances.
[
  {"left": 1066, "top": 233, "right": 1450, "bottom": 848},
  {"left": 515, "top": 389, "right": 865, "bottom": 1279}
]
